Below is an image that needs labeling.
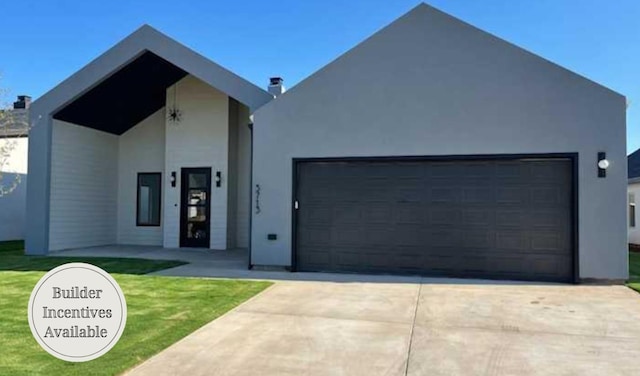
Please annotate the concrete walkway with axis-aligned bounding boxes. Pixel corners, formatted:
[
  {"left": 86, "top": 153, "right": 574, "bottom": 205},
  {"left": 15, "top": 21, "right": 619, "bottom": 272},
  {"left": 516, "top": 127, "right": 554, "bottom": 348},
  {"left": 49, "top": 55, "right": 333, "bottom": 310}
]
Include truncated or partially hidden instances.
[
  {"left": 125, "top": 281, "right": 640, "bottom": 376},
  {"left": 55, "top": 245, "right": 484, "bottom": 283}
]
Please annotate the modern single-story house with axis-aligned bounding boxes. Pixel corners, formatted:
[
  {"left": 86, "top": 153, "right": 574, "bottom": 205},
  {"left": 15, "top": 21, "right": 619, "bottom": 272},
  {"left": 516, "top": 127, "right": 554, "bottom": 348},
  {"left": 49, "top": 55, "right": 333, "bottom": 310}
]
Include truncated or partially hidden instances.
[
  {"left": 0, "top": 96, "right": 29, "bottom": 241},
  {"left": 628, "top": 150, "right": 640, "bottom": 245},
  {"left": 26, "top": 4, "right": 627, "bottom": 283}
]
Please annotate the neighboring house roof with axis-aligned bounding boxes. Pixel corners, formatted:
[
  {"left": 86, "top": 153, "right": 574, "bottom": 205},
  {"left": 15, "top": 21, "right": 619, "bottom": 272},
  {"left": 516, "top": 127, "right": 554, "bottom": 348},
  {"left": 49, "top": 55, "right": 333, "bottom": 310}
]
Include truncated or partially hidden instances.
[
  {"left": 31, "top": 24, "right": 273, "bottom": 134},
  {"left": 254, "top": 3, "right": 623, "bottom": 117},
  {"left": 629, "top": 149, "right": 640, "bottom": 183},
  {"left": 0, "top": 109, "right": 28, "bottom": 138}
]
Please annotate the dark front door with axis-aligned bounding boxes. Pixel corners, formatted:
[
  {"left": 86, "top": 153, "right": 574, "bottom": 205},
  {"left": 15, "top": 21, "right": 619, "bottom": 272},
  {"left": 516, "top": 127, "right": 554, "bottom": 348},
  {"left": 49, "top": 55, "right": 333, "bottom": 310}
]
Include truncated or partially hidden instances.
[
  {"left": 294, "top": 157, "right": 575, "bottom": 282},
  {"left": 180, "top": 168, "right": 211, "bottom": 248}
]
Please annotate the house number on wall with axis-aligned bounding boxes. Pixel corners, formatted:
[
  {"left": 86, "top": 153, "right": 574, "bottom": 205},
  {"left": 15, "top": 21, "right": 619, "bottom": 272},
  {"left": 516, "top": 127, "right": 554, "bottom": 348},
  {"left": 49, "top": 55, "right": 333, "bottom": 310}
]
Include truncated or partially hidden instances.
[{"left": 255, "top": 184, "right": 261, "bottom": 214}]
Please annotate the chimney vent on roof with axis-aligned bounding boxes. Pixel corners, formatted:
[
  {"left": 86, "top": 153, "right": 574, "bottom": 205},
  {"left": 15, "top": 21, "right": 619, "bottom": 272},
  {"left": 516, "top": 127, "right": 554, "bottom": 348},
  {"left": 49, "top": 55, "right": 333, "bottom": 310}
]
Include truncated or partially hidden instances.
[
  {"left": 13, "top": 95, "right": 31, "bottom": 109},
  {"left": 268, "top": 77, "right": 285, "bottom": 97}
]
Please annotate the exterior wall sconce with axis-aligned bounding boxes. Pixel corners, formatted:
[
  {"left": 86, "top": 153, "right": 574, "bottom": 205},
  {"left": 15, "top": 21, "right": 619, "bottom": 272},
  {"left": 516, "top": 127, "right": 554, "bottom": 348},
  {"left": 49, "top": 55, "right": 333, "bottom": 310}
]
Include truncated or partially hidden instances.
[
  {"left": 215, "top": 171, "right": 222, "bottom": 187},
  {"left": 170, "top": 172, "right": 176, "bottom": 187},
  {"left": 597, "top": 152, "right": 609, "bottom": 178}
]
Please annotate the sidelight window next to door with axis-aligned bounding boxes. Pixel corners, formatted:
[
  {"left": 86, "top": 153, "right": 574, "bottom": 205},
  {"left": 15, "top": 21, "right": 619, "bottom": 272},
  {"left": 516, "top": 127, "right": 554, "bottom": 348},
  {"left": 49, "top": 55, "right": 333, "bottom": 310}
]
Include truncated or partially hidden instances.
[{"left": 180, "top": 168, "right": 212, "bottom": 248}]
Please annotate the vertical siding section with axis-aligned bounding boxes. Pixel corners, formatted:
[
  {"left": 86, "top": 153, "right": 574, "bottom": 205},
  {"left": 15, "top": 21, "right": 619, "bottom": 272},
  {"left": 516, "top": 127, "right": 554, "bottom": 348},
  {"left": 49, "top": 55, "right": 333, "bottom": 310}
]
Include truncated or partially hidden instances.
[
  {"left": 164, "top": 75, "right": 230, "bottom": 249},
  {"left": 117, "top": 109, "right": 165, "bottom": 245},
  {"left": 49, "top": 120, "right": 118, "bottom": 251}
]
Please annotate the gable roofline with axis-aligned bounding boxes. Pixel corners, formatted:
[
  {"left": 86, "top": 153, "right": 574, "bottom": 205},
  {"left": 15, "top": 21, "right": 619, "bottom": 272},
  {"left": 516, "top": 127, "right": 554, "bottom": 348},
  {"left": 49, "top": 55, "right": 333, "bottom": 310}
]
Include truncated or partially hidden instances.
[
  {"left": 32, "top": 24, "right": 273, "bottom": 115},
  {"left": 255, "top": 3, "right": 624, "bottom": 116}
]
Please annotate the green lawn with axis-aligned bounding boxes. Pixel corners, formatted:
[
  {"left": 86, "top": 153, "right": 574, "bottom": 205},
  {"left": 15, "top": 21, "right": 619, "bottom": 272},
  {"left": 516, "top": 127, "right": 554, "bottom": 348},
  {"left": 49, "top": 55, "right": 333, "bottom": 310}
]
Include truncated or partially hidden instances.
[
  {"left": 628, "top": 252, "right": 640, "bottom": 292},
  {"left": 0, "top": 241, "right": 271, "bottom": 375}
]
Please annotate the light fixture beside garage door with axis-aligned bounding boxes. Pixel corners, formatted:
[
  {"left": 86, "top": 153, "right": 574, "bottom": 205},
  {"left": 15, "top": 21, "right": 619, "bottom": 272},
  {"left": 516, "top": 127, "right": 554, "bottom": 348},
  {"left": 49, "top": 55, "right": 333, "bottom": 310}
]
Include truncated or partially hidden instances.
[{"left": 598, "top": 152, "right": 609, "bottom": 178}]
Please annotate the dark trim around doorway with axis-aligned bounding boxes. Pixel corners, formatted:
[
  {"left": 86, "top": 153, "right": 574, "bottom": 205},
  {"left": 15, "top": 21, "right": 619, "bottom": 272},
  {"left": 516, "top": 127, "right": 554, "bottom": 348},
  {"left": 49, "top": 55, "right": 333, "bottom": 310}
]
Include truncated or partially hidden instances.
[{"left": 179, "top": 167, "right": 212, "bottom": 248}]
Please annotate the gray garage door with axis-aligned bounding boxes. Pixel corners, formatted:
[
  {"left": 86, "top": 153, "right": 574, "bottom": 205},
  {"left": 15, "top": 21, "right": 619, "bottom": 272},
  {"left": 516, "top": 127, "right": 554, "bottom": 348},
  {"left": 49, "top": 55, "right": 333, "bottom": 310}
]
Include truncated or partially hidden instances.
[{"left": 294, "top": 158, "right": 575, "bottom": 282}]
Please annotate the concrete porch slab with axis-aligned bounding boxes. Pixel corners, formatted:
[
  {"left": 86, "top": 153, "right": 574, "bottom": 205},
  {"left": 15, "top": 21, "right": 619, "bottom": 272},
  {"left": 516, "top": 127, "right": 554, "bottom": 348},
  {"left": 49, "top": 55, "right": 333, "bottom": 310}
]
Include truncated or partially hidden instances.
[{"left": 51, "top": 245, "right": 248, "bottom": 269}]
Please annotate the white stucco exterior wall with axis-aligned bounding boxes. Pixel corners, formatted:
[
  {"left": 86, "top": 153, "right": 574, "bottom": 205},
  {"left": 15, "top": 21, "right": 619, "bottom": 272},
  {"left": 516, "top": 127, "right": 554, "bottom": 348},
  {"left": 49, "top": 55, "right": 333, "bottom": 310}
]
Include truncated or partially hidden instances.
[
  {"left": 117, "top": 109, "right": 166, "bottom": 245},
  {"left": 49, "top": 120, "right": 118, "bottom": 251},
  {"left": 251, "top": 5, "right": 627, "bottom": 279},
  {"left": 163, "top": 75, "right": 230, "bottom": 249}
]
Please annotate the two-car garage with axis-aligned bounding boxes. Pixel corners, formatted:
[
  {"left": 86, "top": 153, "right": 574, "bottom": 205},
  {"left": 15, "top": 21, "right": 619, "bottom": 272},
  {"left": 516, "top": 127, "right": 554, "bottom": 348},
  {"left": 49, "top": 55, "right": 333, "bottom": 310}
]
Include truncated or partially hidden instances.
[
  {"left": 251, "top": 4, "right": 627, "bottom": 283},
  {"left": 293, "top": 156, "right": 576, "bottom": 282}
]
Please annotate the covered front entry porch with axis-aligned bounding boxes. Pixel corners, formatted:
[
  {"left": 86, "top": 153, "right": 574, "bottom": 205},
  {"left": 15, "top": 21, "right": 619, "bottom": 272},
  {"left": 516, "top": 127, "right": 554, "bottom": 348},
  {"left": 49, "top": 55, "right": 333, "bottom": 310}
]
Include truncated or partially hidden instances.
[
  {"left": 44, "top": 53, "right": 254, "bottom": 253},
  {"left": 25, "top": 25, "right": 273, "bottom": 256}
]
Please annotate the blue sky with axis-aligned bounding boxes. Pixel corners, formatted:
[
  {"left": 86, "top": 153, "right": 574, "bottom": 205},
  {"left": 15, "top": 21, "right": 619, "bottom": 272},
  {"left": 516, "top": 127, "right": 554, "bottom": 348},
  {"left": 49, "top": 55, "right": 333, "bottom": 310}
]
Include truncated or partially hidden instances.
[{"left": 2, "top": 0, "right": 638, "bottom": 151}]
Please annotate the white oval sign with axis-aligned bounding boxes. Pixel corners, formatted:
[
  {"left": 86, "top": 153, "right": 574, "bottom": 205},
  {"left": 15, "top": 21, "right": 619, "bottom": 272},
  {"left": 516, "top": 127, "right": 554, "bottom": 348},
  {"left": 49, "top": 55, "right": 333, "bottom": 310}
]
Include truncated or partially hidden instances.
[{"left": 28, "top": 263, "right": 127, "bottom": 362}]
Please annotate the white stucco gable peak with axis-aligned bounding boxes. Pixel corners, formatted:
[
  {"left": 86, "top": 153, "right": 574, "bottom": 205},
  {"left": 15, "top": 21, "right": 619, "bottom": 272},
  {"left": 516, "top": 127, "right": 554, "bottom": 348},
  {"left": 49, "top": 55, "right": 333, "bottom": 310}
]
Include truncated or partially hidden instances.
[
  {"left": 31, "top": 24, "right": 273, "bottom": 117},
  {"left": 253, "top": 2, "right": 624, "bottom": 117}
]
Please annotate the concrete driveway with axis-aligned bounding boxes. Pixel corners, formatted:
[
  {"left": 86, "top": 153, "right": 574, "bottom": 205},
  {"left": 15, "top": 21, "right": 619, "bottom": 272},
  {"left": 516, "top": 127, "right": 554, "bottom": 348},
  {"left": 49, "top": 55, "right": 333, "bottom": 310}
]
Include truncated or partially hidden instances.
[{"left": 125, "top": 281, "right": 640, "bottom": 376}]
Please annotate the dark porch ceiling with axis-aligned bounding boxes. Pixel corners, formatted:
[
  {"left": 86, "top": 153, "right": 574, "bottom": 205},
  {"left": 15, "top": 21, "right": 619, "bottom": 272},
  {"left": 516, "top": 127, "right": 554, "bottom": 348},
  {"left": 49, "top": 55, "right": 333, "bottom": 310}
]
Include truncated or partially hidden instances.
[{"left": 53, "top": 51, "right": 187, "bottom": 135}]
